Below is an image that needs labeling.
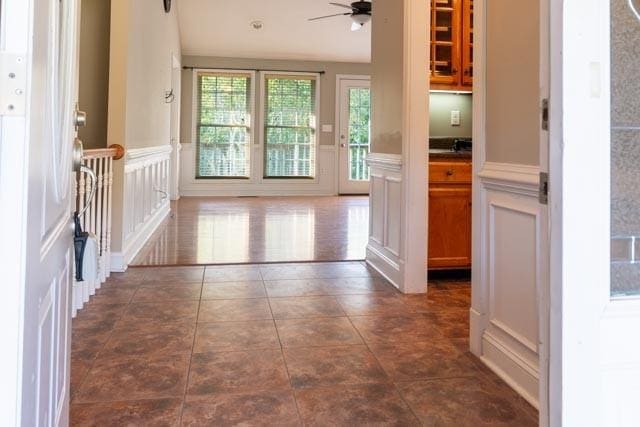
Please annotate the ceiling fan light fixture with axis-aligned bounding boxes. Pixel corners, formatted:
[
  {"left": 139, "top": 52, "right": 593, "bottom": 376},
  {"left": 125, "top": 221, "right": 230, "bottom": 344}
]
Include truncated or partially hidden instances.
[{"left": 350, "top": 13, "right": 371, "bottom": 25}]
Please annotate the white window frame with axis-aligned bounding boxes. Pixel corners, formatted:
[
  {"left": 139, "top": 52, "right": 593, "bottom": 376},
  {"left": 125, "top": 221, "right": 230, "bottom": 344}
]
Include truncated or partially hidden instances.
[
  {"left": 190, "top": 68, "right": 257, "bottom": 183},
  {"left": 258, "top": 71, "right": 321, "bottom": 182}
]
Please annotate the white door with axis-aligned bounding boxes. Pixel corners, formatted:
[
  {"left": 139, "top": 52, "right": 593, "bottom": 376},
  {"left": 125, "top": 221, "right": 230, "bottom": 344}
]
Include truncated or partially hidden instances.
[
  {"left": 169, "top": 53, "right": 181, "bottom": 200},
  {"left": 0, "top": 0, "right": 81, "bottom": 425},
  {"left": 338, "top": 77, "right": 371, "bottom": 194}
]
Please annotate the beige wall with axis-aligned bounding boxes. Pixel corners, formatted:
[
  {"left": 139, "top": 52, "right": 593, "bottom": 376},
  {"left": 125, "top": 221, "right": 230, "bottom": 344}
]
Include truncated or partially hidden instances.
[
  {"left": 429, "top": 93, "right": 473, "bottom": 138},
  {"left": 180, "top": 56, "right": 371, "bottom": 147},
  {"left": 485, "top": 0, "right": 539, "bottom": 166},
  {"left": 78, "top": 0, "right": 111, "bottom": 149},
  {"left": 107, "top": 0, "right": 181, "bottom": 251},
  {"left": 370, "top": 0, "right": 404, "bottom": 154},
  {"left": 125, "top": 0, "right": 181, "bottom": 148}
]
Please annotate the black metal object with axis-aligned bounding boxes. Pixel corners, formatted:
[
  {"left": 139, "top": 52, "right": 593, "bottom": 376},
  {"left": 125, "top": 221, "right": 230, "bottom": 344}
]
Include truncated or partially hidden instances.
[{"left": 73, "top": 213, "right": 89, "bottom": 282}]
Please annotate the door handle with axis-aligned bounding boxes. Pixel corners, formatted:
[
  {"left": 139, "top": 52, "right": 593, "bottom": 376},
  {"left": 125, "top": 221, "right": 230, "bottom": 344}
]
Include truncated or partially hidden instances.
[
  {"left": 72, "top": 138, "right": 84, "bottom": 172},
  {"left": 74, "top": 106, "right": 87, "bottom": 128},
  {"left": 340, "top": 143, "right": 347, "bottom": 148},
  {"left": 78, "top": 165, "right": 97, "bottom": 217}
]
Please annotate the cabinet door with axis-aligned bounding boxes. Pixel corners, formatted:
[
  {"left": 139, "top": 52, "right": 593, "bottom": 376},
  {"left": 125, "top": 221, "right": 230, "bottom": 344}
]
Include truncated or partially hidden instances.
[
  {"left": 461, "top": 0, "right": 474, "bottom": 86},
  {"left": 430, "top": 0, "right": 461, "bottom": 88},
  {"left": 427, "top": 185, "right": 472, "bottom": 268}
]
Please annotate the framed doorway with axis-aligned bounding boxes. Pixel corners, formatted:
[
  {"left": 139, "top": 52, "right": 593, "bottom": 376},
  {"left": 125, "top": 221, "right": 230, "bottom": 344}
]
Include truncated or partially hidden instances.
[{"left": 336, "top": 75, "right": 371, "bottom": 194}]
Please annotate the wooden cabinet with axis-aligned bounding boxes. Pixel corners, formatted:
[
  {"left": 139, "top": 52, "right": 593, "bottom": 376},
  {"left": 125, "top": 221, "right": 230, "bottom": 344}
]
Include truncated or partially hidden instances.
[
  {"left": 429, "top": 0, "right": 474, "bottom": 91},
  {"left": 428, "top": 159, "right": 472, "bottom": 269}
]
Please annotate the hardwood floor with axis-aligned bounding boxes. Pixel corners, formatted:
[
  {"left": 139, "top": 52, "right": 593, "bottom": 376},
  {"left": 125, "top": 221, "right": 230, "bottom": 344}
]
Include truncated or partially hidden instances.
[
  {"left": 70, "top": 263, "right": 538, "bottom": 426},
  {"left": 131, "top": 196, "right": 369, "bottom": 266}
]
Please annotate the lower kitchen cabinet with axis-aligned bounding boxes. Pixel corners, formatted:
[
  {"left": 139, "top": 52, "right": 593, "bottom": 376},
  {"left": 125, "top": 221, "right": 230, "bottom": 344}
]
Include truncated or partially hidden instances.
[{"left": 427, "top": 158, "right": 472, "bottom": 269}]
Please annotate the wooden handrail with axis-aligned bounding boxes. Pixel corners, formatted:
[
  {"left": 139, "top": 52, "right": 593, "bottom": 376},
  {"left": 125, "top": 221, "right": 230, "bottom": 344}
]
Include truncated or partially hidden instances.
[{"left": 82, "top": 144, "right": 125, "bottom": 160}]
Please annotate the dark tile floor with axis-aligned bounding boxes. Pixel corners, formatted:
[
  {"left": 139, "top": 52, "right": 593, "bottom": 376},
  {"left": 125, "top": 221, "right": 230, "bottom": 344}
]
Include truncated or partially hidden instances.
[{"left": 70, "top": 262, "right": 538, "bottom": 426}]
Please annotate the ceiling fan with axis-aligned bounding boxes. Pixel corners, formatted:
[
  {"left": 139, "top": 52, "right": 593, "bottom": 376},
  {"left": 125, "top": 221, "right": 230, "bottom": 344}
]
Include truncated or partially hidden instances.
[{"left": 309, "top": 1, "right": 372, "bottom": 32}]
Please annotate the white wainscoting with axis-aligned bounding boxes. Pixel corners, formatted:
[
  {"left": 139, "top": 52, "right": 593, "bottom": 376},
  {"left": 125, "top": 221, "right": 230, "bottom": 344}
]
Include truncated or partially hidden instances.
[
  {"left": 471, "top": 161, "right": 542, "bottom": 408},
  {"left": 179, "top": 143, "right": 338, "bottom": 196},
  {"left": 112, "top": 145, "right": 172, "bottom": 270},
  {"left": 366, "top": 153, "right": 403, "bottom": 288}
]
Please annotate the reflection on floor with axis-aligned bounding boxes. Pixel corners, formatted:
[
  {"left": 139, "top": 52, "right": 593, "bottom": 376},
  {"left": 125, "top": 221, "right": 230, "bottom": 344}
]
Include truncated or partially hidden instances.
[
  {"left": 70, "top": 262, "right": 537, "bottom": 426},
  {"left": 132, "top": 196, "right": 369, "bottom": 266}
]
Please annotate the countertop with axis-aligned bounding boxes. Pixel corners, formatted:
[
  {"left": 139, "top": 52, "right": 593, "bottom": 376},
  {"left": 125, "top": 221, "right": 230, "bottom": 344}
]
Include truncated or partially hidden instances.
[{"left": 429, "top": 149, "right": 472, "bottom": 160}]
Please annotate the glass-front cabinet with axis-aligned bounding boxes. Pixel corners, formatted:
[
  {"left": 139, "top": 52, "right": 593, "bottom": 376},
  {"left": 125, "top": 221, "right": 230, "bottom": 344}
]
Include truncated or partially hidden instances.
[{"left": 429, "top": 0, "right": 473, "bottom": 91}]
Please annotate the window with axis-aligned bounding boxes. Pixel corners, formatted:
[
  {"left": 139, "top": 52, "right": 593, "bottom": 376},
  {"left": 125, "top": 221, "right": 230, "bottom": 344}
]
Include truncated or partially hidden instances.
[
  {"left": 263, "top": 74, "right": 318, "bottom": 178},
  {"left": 196, "top": 72, "right": 252, "bottom": 178},
  {"left": 348, "top": 87, "right": 371, "bottom": 181}
]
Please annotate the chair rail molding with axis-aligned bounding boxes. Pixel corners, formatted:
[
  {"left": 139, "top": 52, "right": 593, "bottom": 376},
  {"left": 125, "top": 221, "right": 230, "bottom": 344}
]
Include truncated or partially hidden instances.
[
  {"left": 116, "top": 144, "right": 172, "bottom": 270},
  {"left": 472, "top": 160, "right": 542, "bottom": 408}
]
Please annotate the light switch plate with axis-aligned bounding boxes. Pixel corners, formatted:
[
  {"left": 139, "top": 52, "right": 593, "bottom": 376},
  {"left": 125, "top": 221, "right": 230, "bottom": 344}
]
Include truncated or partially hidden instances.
[
  {"left": 450, "top": 110, "right": 460, "bottom": 126},
  {"left": 321, "top": 124, "right": 333, "bottom": 133}
]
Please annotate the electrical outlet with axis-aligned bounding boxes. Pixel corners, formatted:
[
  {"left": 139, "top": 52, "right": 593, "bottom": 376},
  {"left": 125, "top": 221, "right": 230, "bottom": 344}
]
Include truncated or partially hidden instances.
[{"left": 450, "top": 110, "right": 461, "bottom": 126}]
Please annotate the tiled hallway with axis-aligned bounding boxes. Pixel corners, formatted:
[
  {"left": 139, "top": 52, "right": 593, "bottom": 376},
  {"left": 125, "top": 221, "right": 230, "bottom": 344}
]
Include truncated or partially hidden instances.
[{"left": 70, "top": 262, "right": 537, "bottom": 426}]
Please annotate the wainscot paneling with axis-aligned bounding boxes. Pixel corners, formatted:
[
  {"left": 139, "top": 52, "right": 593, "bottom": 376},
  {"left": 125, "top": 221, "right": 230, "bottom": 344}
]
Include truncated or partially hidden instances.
[
  {"left": 366, "top": 153, "right": 403, "bottom": 288},
  {"left": 472, "top": 161, "right": 542, "bottom": 408},
  {"left": 113, "top": 145, "right": 172, "bottom": 270},
  {"left": 179, "top": 144, "right": 338, "bottom": 196}
]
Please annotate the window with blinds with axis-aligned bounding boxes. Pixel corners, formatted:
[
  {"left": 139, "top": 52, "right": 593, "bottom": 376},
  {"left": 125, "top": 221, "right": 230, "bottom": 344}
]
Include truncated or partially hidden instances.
[
  {"left": 196, "top": 72, "right": 252, "bottom": 178},
  {"left": 263, "top": 75, "right": 318, "bottom": 178}
]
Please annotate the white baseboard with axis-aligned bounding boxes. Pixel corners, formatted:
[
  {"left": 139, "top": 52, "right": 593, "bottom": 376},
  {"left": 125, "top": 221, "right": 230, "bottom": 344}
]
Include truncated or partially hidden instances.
[
  {"left": 366, "top": 243, "right": 402, "bottom": 290},
  {"left": 481, "top": 327, "right": 540, "bottom": 409},
  {"left": 110, "top": 252, "right": 126, "bottom": 273},
  {"left": 469, "top": 307, "right": 484, "bottom": 355}
]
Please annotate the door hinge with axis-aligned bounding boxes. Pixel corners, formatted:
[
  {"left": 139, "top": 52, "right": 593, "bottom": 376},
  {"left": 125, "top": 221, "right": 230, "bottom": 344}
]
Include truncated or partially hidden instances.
[
  {"left": 541, "top": 98, "right": 549, "bottom": 131},
  {"left": 0, "top": 52, "right": 27, "bottom": 116},
  {"left": 539, "top": 172, "right": 549, "bottom": 205}
]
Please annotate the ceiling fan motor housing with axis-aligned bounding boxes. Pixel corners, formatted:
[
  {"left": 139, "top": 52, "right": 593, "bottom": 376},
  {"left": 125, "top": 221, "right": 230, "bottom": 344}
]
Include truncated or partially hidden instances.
[{"left": 351, "top": 1, "right": 372, "bottom": 13}]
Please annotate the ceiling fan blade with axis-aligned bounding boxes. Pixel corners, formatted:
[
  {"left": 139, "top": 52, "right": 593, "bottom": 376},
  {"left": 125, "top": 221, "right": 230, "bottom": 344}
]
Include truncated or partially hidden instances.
[
  {"left": 308, "top": 12, "right": 351, "bottom": 21},
  {"left": 351, "top": 21, "right": 363, "bottom": 31},
  {"left": 329, "top": 2, "right": 356, "bottom": 10}
]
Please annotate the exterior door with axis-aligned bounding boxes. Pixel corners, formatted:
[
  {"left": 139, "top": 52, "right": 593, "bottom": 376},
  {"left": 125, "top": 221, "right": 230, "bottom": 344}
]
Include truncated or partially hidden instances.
[
  {"left": 0, "top": 0, "right": 81, "bottom": 424},
  {"left": 338, "top": 77, "right": 371, "bottom": 194}
]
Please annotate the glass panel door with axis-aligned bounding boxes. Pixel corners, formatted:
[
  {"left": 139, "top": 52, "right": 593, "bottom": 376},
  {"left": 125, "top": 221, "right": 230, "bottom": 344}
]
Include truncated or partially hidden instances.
[{"left": 338, "top": 78, "right": 371, "bottom": 194}]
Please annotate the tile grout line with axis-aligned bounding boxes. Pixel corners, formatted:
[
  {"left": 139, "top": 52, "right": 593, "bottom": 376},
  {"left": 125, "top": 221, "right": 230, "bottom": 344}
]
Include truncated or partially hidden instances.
[
  {"left": 342, "top": 312, "right": 423, "bottom": 424},
  {"left": 177, "top": 273, "right": 204, "bottom": 425},
  {"left": 264, "top": 279, "right": 305, "bottom": 425}
]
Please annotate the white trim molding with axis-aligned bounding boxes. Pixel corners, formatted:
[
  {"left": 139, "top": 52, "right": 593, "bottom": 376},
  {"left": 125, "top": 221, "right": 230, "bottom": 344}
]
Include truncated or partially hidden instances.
[
  {"left": 114, "top": 145, "right": 172, "bottom": 269},
  {"left": 366, "top": 153, "right": 404, "bottom": 289},
  {"left": 472, "top": 161, "right": 542, "bottom": 409}
]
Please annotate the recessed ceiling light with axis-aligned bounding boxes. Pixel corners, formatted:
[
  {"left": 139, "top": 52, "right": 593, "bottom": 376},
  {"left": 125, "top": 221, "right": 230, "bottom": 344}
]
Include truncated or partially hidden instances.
[{"left": 251, "top": 21, "right": 263, "bottom": 30}]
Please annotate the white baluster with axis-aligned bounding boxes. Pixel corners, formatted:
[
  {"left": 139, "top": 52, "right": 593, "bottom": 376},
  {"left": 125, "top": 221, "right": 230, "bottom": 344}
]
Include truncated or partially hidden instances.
[
  {"left": 106, "top": 156, "right": 113, "bottom": 276},
  {"left": 95, "top": 157, "right": 104, "bottom": 287}
]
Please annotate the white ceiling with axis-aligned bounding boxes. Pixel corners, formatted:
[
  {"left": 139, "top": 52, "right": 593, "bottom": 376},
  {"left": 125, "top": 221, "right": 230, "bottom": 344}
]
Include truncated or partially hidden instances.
[{"left": 177, "top": 0, "right": 371, "bottom": 63}]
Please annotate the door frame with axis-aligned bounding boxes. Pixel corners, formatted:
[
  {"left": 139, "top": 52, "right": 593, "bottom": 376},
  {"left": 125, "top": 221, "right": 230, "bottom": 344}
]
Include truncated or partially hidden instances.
[
  {"left": 169, "top": 52, "right": 181, "bottom": 200},
  {"left": 335, "top": 74, "right": 371, "bottom": 195},
  {"left": 0, "top": 0, "right": 30, "bottom": 423}
]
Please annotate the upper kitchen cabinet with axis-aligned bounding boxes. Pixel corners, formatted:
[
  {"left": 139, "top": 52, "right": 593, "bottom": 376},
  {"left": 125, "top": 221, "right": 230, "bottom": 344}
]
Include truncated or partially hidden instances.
[
  {"left": 429, "top": 0, "right": 473, "bottom": 91},
  {"left": 461, "top": 0, "right": 473, "bottom": 86}
]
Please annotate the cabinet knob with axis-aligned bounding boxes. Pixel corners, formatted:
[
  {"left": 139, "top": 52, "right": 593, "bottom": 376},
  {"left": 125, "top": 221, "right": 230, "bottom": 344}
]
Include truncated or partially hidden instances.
[{"left": 446, "top": 169, "right": 454, "bottom": 176}]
